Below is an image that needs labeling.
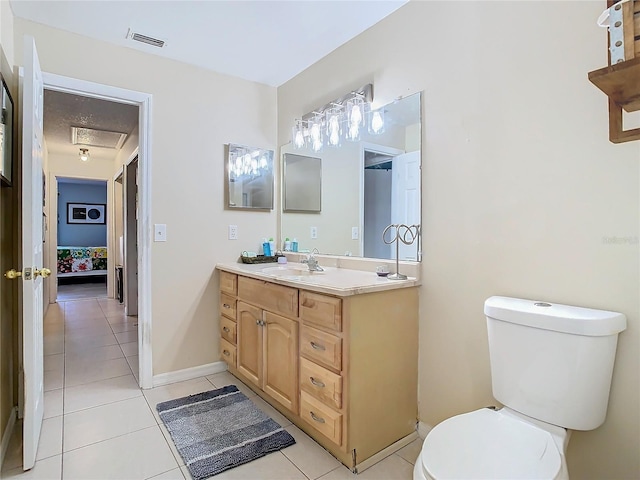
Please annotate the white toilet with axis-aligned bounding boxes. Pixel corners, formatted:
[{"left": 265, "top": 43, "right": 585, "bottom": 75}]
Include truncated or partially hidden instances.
[{"left": 414, "top": 296, "right": 627, "bottom": 480}]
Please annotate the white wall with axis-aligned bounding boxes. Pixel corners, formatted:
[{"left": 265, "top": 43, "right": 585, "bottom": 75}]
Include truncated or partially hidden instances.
[
  {"left": 277, "top": 2, "right": 639, "bottom": 478},
  {"left": 15, "top": 19, "right": 278, "bottom": 376}
]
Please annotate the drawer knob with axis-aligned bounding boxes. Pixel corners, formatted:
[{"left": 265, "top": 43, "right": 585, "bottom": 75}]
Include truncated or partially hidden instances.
[
  {"left": 310, "top": 341, "right": 326, "bottom": 351},
  {"left": 223, "top": 303, "right": 231, "bottom": 309},
  {"left": 310, "top": 377, "right": 326, "bottom": 388},
  {"left": 310, "top": 411, "right": 326, "bottom": 424},
  {"left": 223, "top": 350, "right": 230, "bottom": 356},
  {"left": 223, "top": 326, "right": 230, "bottom": 333}
]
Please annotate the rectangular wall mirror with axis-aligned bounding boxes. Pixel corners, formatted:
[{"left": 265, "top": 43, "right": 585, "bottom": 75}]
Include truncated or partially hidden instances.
[
  {"left": 226, "top": 143, "right": 274, "bottom": 210},
  {"left": 283, "top": 153, "right": 321, "bottom": 212},
  {"left": 280, "top": 91, "right": 421, "bottom": 261}
]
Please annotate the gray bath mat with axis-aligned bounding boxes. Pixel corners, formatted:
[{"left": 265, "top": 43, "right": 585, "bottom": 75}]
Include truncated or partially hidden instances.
[{"left": 156, "top": 385, "right": 295, "bottom": 480}]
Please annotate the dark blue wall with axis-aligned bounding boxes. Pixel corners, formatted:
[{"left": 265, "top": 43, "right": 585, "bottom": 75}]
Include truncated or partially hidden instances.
[{"left": 57, "top": 182, "right": 107, "bottom": 246}]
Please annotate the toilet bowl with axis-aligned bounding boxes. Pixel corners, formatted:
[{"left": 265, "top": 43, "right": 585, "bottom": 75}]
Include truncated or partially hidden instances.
[
  {"left": 412, "top": 296, "right": 626, "bottom": 480},
  {"left": 413, "top": 407, "right": 569, "bottom": 480}
]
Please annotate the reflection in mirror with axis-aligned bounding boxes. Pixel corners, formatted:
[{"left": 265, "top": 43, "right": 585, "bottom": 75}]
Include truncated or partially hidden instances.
[
  {"left": 280, "top": 92, "right": 421, "bottom": 261},
  {"left": 283, "top": 153, "right": 321, "bottom": 212},
  {"left": 226, "top": 143, "right": 274, "bottom": 210}
]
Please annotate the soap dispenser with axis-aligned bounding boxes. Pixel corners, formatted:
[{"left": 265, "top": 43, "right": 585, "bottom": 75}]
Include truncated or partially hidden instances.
[
  {"left": 262, "top": 238, "right": 271, "bottom": 256},
  {"left": 291, "top": 238, "right": 298, "bottom": 252}
]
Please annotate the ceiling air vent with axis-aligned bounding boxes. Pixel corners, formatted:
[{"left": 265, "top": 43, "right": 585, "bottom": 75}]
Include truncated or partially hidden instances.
[{"left": 127, "top": 29, "right": 166, "bottom": 48}]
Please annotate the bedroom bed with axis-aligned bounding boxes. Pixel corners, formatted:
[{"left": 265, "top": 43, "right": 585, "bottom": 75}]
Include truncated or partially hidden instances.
[{"left": 57, "top": 246, "right": 107, "bottom": 277}]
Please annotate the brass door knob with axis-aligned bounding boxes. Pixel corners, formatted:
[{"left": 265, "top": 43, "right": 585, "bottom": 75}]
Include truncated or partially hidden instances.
[
  {"left": 35, "top": 268, "right": 52, "bottom": 278},
  {"left": 4, "top": 269, "right": 22, "bottom": 279}
]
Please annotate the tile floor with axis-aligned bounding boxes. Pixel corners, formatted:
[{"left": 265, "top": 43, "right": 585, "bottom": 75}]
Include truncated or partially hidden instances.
[
  {"left": 2, "top": 298, "right": 419, "bottom": 480},
  {"left": 56, "top": 280, "right": 107, "bottom": 302}
]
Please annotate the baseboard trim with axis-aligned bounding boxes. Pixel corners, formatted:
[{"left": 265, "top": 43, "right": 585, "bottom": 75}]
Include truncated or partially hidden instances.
[
  {"left": 152, "top": 361, "right": 227, "bottom": 388},
  {"left": 355, "top": 431, "right": 418, "bottom": 473},
  {"left": 1, "top": 406, "right": 18, "bottom": 469},
  {"left": 417, "top": 420, "right": 433, "bottom": 439}
]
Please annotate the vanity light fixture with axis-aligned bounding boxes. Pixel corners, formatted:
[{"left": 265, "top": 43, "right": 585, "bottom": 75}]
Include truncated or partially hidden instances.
[
  {"left": 291, "top": 84, "right": 384, "bottom": 151},
  {"left": 79, "top": 148, "right": 90, "bottom": 162}
]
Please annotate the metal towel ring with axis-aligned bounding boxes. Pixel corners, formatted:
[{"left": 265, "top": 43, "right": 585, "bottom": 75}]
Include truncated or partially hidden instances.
[{"left": 382, "top": 224, "right": 420, "bottom": 280}]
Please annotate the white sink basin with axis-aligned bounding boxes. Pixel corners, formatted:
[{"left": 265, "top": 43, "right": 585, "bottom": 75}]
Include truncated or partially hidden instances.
[{"left": 261, "top": 265, "right": 326, "bottom": 278}]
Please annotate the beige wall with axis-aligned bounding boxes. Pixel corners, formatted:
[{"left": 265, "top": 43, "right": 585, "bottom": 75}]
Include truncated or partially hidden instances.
[
  {"left": 278, "top": 2, "right": 639, "bottom": 479},
  {"left": 14, "top": 19, "right": 278, "bottom": 376}
]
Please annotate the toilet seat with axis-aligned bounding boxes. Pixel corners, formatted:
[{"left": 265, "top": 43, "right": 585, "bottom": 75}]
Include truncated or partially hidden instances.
[{"left": 420, "top": 408, "right": 562, "bottom": 480}]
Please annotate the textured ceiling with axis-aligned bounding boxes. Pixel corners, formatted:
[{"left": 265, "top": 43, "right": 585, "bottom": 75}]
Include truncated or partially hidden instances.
[
  {"left": 43, "top": 90, "right": 138, "bottom": 161},
  {"left": 9, "top": 0, "right": 407, "bottom": 87}
]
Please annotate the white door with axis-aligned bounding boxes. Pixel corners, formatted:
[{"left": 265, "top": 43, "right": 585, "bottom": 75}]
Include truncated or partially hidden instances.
[
  {"left": 21, "top": 36, "right": 45, "bottom": 471},
  {"left": 391, "top": 151, "right": 420, "bottom": 261}
]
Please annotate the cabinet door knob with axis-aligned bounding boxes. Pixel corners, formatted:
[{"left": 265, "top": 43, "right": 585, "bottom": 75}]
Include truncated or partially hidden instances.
[
  {"left": 223, "top": 303, "right": 231, "bottom": 309},
  {"left": 256, "top": 319, "right": 260, "bottom": 325},
  {"left": 310, "top": 411, "right": 326, "bottom": 424},
  {"left": 310, "top": 341, "right": 326, "bottom": 351},
  {"left": 223, "top": 350, "right": 230, "bottom": 356},
  {"left": 223, "top": 326, "right": 230, "bottom": 333},
  {"left": 310, "top": 377, "right": 326, "bottom": 388}
]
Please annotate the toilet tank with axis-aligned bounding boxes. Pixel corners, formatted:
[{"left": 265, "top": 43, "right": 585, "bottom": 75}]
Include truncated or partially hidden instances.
[{"left": 484, "top": 296, "right": 626, "bottom": 431}]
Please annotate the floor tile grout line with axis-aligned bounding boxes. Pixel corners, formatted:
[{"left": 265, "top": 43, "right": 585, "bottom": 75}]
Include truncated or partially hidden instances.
[
  {"left": 280, "top": 450, "right": 314, "bottom": 480},
  {"left": 61, "top": 424, "right": 161, "bottom": 456}
]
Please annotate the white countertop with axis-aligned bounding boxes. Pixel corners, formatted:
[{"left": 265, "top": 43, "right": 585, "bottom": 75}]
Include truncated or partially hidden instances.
[{"left": 216, "top": 261, "right": 420, "bottom": 297}]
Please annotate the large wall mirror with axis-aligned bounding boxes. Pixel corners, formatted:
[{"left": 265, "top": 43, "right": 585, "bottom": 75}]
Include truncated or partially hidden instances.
[
  {"left": 226, "top": 143, "right": 274, "bottom": 210},
  {"left": 280, "top": 91, "right": 421, "bottom": 261}
]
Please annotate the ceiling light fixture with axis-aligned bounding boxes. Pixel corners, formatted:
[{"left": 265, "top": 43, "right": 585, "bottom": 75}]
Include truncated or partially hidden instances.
[
  {"left": 79, "top": 148, "right": 90, "bottom": 162},
  {"left": 291, "top": 84, "right": 384, "bottom": 152}
]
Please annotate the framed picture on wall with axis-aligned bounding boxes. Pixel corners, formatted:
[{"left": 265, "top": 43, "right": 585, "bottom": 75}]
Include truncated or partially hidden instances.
[
  {"left": 67, "top": 203, "right": 106, "bottom": 224},
  {"left": 0, "top": 76, "right": 14, "bottom": 187}
]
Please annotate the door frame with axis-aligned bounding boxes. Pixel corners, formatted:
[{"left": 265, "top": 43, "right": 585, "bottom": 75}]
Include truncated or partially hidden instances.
[
  {"left": 358, "top": 142, "right": 404, "bottom": 256},
  {"left": 41, "top": 71, "right": 153, "bottom": 389},
  {"left": 49, "top": 175, "right": 113, "bottom": 303}
]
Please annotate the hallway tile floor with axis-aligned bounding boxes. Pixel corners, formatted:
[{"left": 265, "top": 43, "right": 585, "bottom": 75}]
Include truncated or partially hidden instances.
[{"left": 1, "top": 298, "right": 418, "bottom": 479}]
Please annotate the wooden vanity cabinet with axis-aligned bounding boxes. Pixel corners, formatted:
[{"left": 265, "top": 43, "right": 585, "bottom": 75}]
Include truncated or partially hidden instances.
[
  {"left": 219, "top": 272, "right": 238, "bottom": 368},
  {"left": 234, "top": 282, "right": 299, "bottom": 414},
  {"left": 219, "top": 270, "right": 418, "bottom": 472}
]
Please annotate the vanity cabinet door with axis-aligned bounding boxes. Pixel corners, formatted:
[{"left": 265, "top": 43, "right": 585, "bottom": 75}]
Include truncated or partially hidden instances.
[
  {"left": 263, "top": 311, "right": 299, "bottom": 414},
  {"left": 237, "top": 301, "right": 262, "bottom": 388}
]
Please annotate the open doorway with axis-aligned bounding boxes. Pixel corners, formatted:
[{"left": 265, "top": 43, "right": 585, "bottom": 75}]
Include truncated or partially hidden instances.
[
  {"left": 40, "top": 75, "right": 152, "bottom": 388},
  {"left": 55, "top": 177, "right": 108, "bottom": 301}
]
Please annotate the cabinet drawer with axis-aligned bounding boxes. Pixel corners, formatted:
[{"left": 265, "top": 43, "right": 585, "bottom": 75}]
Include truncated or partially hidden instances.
[
  {"left": 300, "top": 357, "right": 342, "bottom": 410},
  {"left": 238, "top": 276, "right": 298, "bottom": 318},
  {"left": 300, "top": 326, "right": 342, "bottom": 372},
  {"left": 220, "top": 293, "right": 237, "bottom": 320},
  {"left": 220, "top": 271, "right": 238, "bottom": 296},
  {"left": 220, "top": 338, "right": 236, "bottom": 367},
  {"left": 300, "top": 291, "right": 342, "bottom": 332},
  {"left": 300, "top": 392, "right": 342, "bottom": 446},
  {"left": 220, "top": 316, "right": 237, "bottom": 344}
]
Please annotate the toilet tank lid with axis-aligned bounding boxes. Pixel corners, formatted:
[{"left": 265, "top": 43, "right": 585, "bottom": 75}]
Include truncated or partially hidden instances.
[{"left": 484, "top": 296, "right": 626, "bottom": 336}]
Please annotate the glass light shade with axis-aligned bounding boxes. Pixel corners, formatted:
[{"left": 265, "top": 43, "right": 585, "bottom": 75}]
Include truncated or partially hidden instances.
[
  {"left": 308, "top": 115, "right": 324, "bottom": 152},
  {"left": 368, "top": 109, "right": 385, "bottom": 135},
  {"left": 79, "top": 148, "right": 90, "bottom": 161},
  {"left": 292, "top": 119, "right": 306, "bottom": 149},
  {"left": 346, "top": 97, "right": 365, "bottom": 142},
  {"left": 325, "top": 108, "right": 342, "bottom": 147}
]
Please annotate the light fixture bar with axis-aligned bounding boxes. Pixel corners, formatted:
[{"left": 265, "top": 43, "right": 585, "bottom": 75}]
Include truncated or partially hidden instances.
[{"left": 301, "top": 84, "right": 373, "bottom": 122}]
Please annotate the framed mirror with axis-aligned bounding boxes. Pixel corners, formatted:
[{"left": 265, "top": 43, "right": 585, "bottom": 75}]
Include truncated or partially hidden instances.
[
  {"left": 283, "top": 153, "right": 321, "bottom": 212},
  {"left": 0, "top": 77, "right": 14, "bottom": 187},
  {"left": 225, "top": 143, "right": 274, "bottom": 210},
  {"left": 280, "top": 92, "right": 421, "bottom": 261}
]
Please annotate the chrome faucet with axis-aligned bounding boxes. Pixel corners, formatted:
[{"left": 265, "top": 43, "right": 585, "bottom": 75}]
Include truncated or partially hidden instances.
[{"left": 302, "top": 249, "right": 324, "bottom": 272}]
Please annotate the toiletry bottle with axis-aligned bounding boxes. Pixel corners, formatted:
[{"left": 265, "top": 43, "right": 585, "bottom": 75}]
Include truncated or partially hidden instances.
[
  {"left": 284, "top": 237, "right": 291, "bottom": 251},
  {"left": 291, "top": 238, "right": 298, "bottom": 252},
  {"left": 268, "top": 238, "right": 276, "bottom": 256},
  {"left": 262, "top": 238, "right": 271, "bottom": 256}
]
